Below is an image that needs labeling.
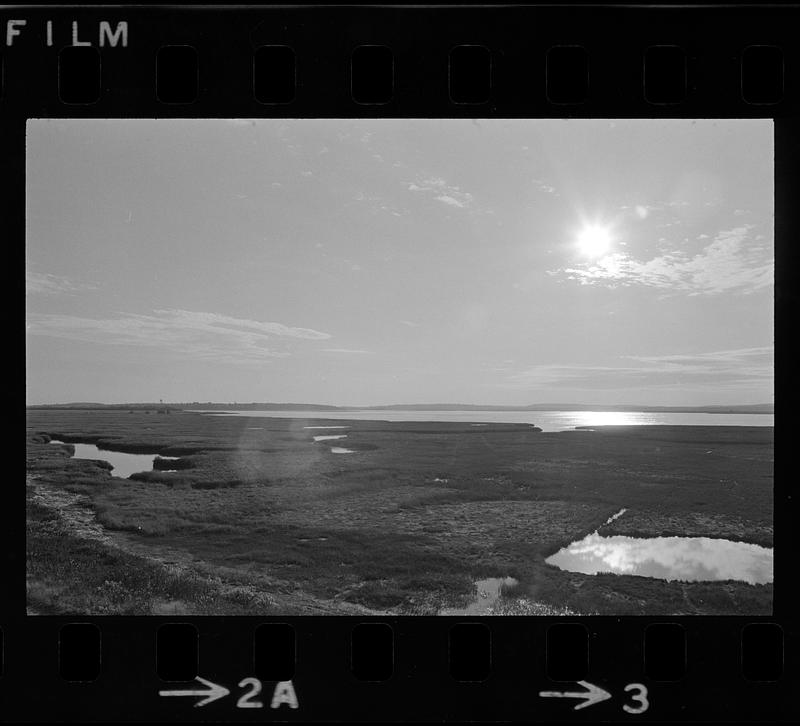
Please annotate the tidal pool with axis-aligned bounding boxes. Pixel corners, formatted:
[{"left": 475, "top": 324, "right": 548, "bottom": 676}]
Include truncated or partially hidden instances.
[
  {"left": 546, "top": 531, "right": 773, "bottom": 585},
  {"left": 440, "top": 576, "right": 519, "bottom": 615},
  {"left": 312, "top": 435, "right": 348, "bottom": 442},
  {"left": 49, "top": 440, "right": 167, "bottom": 479},
  {"left": 331, "top": 447, "right": 355, "bottom": 454}
]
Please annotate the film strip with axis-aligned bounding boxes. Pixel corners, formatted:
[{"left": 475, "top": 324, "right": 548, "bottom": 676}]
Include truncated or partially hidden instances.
[{"left": 5, "top": 2, "right": 798, "bottom": 722}]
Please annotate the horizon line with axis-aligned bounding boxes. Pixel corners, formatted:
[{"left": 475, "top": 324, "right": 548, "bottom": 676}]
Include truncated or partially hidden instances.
[{"left": 26, "top": 400, "right": 775, "bottom": 410}]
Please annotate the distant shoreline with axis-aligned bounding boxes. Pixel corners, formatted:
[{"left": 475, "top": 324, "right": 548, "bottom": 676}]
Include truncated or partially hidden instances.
[{"left": 26, "top": 402, "right": 775, "bottom": 415}]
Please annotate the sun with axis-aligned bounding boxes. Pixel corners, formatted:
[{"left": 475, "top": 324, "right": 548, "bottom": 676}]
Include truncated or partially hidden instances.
[{"left": 577, "top": 223, "right": 613, "bottom": 258}]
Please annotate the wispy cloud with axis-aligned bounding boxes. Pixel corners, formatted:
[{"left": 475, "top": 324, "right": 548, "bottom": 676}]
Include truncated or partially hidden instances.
[
  {"left": 624, "top": 345, "right": 772, "bottom": 367},
  {"left": 321, "top": 348, "right": 374, "bottom": 354},
  {"left": 26, "top": 272, "right": 97, "bottom": 296},
  {"left": 351, "top": 191, "right": 404, "bottom": 217},
  {"left": 532, "top": 178, "right": 557, "bottom": 194},
  {"left": 26, "top": 309, "right": 331, "bottom": 364},
  {"left": 551, "top": 226, "right": 773, "bottom": 295},
  {"left": 499, "top": 346, "right": 773, "bottom": 392},
  {"left": 435, "top": 194, "right": 468, "bottom": 208},
  {"left": 620, "top": 200, "right": 694, "bottom": 222},
  {"left": 622, "top": 200, "right": 691, "bottom": 212},
  {"left": 406, "top": 176, "right": 473, "bottom": 209},
  {"left": 622, "top": 346, "right": 773, "bottom": 385}
]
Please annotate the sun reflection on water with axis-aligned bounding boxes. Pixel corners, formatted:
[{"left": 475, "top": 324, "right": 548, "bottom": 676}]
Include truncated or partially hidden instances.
[{"left": 573, "top": 411, "right": 644, "bottom": 427}]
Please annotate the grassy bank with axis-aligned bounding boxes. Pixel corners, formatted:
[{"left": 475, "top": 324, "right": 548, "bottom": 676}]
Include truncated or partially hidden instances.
[
  {"left": 26, "top": 489, "right": 280, "bottom": 615},
  {"left": 26, "top": 409, "right": 774, "bottom": 615}
]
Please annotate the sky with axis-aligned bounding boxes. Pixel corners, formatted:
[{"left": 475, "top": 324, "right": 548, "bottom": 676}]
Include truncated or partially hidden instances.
[{"left": 26, "top": 118, "right": 774, "bottom": 406}]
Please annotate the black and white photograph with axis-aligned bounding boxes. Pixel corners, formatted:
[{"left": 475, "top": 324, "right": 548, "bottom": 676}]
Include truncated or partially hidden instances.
[{"left": 26, "top": 118, "right": 774, "bottom": 616}]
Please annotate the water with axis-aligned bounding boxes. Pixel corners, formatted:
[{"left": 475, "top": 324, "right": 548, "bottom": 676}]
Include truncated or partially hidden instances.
[
  {"left": 312, "top": 435, "right": 348, "bottom": 442},
  {"left": 49, "top": 440, "right": 165, "bottom": 479},
  {"left": 546, "top": 528, "right": 773, "bottom": 585},
  {"left": 604, "top": 508, "right": 628, "bottom": 525},
  {"left": 197, "top": 409, "right": 773, "bottom": 432},
  {"left": 331, "top": 447, "right": 355, "bottom": 454},
  {"left": 440, "top": 576, "right": 518, "bottom": 615}
]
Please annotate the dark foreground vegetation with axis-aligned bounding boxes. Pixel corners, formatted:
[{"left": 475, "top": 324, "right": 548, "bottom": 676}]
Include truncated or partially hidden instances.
[{"left": 26, "top": 409, "right": 773, "bottom": 615}]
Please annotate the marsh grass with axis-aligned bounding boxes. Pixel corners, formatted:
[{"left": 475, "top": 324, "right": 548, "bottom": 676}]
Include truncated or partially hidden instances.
[
  {"left": 26, "top": 409, "right": 774, "bottom": 615},
  {"left": 26, "top": 499, "right": 277, "bottom": 615}
]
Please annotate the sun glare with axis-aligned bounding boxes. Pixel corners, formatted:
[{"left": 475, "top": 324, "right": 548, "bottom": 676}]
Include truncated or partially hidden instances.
[{"left": 577, "top": 224, "right": 613, "bottom": 258}]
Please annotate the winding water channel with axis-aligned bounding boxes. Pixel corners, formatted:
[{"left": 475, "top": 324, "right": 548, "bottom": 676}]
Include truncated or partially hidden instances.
[{"left": 49, "top": 440, "right": 176, "bottom": 479}]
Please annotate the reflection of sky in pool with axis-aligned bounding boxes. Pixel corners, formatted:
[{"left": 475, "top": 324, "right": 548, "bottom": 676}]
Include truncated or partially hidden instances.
[
  {"left": 546, "top": 532, "right": 773, "bottom": 585},
  {"left": 312, "top": 434, "right": 348, "bottom": 442},
  {"left": 50, "top": 440, "right": 157, "bottom": 479}
]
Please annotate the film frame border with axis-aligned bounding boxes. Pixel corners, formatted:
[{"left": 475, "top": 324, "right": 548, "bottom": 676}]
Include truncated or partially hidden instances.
[{"left": 4, "top": 2, "right": 797, "bottom": 721}]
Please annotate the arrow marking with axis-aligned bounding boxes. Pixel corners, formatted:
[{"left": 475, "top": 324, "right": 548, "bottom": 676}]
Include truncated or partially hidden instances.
[
  {"left": 159, "top": 676, "right": 230, "bottom": 707},
  {"left": 539, "top": 680, "right": 612, "bottom": 711}
]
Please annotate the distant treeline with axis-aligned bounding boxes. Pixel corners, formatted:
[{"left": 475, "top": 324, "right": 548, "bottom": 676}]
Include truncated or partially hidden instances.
[{"left": 27, "top": 401, "right": 775, "bottom": 414}]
